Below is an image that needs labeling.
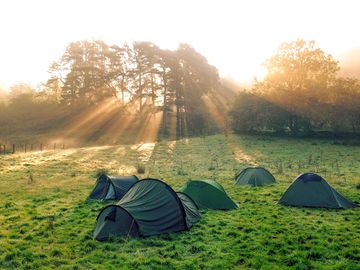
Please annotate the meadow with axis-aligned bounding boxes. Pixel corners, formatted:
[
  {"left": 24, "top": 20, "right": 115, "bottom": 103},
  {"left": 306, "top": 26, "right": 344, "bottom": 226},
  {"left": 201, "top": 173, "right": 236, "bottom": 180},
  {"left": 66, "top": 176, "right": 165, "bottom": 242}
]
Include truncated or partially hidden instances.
[{"left": 0, "top": 134, "right": 359, "bottom": 269}]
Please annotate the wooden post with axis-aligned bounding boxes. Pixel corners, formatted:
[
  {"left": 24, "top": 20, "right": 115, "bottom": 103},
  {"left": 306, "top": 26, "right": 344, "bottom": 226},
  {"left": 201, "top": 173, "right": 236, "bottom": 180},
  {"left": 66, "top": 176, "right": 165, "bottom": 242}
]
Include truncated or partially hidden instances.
[
  {"left": 40, "top": 143, "right": 43, "bottom": 151},
  {"left": 4, "top": 144, "right": 6, "bottom": 154},
  {"left": 25, "top": 144, "right": 27, "bottom": 153},
  {"left": 12, "top": 144, "right": 15, "bottom": 154}
]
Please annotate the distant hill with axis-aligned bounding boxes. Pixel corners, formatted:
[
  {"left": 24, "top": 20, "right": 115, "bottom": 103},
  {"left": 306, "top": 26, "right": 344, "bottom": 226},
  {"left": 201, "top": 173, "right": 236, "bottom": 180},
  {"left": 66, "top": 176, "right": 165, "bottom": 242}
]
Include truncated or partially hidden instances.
[{"left": 338, "top": 48, "right": 360, "bottom": 78}]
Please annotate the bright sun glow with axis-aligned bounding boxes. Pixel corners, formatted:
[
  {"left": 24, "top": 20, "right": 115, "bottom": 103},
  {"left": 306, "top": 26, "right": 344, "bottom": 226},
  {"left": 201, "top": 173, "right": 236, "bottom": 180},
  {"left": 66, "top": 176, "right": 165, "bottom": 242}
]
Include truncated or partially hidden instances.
[{"left": 1, "top": 0, "right": 360, "bottom": 89}]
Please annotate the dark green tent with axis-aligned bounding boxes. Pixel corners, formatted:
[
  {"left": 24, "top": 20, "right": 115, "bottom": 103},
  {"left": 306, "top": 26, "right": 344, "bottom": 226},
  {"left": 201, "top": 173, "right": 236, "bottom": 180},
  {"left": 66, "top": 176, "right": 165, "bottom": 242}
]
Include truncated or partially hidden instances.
[
  {"left": 89, "top": 174, "right": 139, "bottom": 200},
  {"left": 181, "top": 179, "right": 238, "bottom": 210},
  {"left": 94, "top": 178, "right": 200, "bottom": 241},
  {"left": 278, "top": 173, "right": 357, "bottom": 209},
  {"left": 235, "top": 167, "right": 276, "bottom": 186}
]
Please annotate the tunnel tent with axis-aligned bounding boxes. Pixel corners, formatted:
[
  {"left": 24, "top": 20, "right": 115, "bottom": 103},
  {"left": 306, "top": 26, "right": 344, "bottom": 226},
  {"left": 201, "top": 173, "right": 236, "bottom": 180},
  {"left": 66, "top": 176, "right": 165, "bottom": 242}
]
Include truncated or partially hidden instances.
[
  {"left": 88, "top": 174, "right": 139, "bottom": 200},
  {"left": 278, "top": 172, "right": 357, "bottom": 209},
  {"left": 181, "top": 179, "right": 238, "bottom": 210},
  {"left": 176, "top": 192, "right": 200, "bottom": 227},
  {"left": 93, "top": 178, "right": 201, "bottom": 241},
  {"left": 235, "top": 167, "right": 276, "bottom": 186}
]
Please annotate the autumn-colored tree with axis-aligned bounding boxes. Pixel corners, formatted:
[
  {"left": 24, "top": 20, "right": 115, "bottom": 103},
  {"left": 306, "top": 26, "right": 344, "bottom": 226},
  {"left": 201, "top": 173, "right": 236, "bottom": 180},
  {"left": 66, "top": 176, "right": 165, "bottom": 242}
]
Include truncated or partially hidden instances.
[
  {"left": 254, "top": 39, "right": 339, "bottom": 134},
  {"left": 230, "top": 39, "right": 360, "bottom": 136}
]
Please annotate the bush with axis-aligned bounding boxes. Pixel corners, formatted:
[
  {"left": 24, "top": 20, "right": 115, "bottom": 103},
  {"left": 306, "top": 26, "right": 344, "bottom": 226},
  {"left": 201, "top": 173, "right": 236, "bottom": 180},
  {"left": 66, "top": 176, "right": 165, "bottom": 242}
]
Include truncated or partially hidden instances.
[{"left": 94, "top": 168, "right": 108, "bottom": 178}]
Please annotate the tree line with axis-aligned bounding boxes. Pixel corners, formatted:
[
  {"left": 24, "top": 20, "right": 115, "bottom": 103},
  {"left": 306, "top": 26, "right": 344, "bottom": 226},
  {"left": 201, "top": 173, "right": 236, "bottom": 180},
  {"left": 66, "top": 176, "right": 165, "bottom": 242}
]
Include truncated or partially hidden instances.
[
  {"left": 230, "top": 39, "right": 360, "bottom": 136},
  {"left": 0, "top": 41, "right": 223, "bottom": 142},
  {"left": 1, "top": 39, "right": 360, "bottom": 143},
  {"left": 49, "top": 40, "right": 224, "bottom": 136}
]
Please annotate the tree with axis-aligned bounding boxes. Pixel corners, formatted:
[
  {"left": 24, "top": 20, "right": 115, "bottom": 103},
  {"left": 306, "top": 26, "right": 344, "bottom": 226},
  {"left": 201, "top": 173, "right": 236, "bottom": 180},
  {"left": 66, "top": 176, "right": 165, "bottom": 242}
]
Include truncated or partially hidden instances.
[
  {"left": 106, "top": 43, "right": 132, "bottom": 104},
  {"left": 131, "top": 42, "right": 160, "bottom": 111},
  {"left": 175, "top": 44, "right": 221, "bottom": 136},
  {"left": 51, "top": 40, "right": 118, "bottom": 107},
  {"left": 156, "top": 49, "right": 178, "bottom": 134},
  {"left": 38, "top": 76, "right": 62, "bottom": 103},
  {"left": 9, "top": 83, "right": 33, "bottom": 100},
  {"left": 229, "top": 91, "right": 288, "bottom": 134},
  {"left": 7, "top": 83, "right": 36, "bottom": 122},
  {"left": 328, "top": 77, "right": 360, "bottom": 132},
  {"left": 256, "top": 39, "right": 339, "bottom": 134}
]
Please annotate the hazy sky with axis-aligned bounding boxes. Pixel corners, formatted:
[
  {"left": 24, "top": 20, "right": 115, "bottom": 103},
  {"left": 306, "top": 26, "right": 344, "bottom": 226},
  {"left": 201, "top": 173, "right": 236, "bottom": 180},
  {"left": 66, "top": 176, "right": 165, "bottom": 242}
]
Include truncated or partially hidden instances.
[{"left": 1, "top": 0, "right": 360, "bottom": 89}]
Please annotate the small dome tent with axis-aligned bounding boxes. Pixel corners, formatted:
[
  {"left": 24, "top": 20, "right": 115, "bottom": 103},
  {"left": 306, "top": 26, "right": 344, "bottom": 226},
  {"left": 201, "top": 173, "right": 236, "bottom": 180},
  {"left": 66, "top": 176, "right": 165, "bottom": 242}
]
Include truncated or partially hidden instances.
[
  {"left": 278, "top": 173, "right": 357, "bottom": 209},
  {"left": 235, "top": 167, "right": 276, "bottom": 187},
  {"left": 89, "top": 174, "right": 139, "bottom": 200},
  {"left": 93, "top": 178, "right": 200, "bottom": 241},
  {"left": 181, "top": 179, "right": 238, "bottom": 210}
]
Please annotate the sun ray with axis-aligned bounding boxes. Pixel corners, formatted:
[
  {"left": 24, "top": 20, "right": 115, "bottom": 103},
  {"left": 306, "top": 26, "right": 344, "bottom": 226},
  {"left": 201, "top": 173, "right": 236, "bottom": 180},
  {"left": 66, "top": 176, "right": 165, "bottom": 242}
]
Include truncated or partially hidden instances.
[
  {"left": 135, "top": 110, "right": 163, "bottom": 143},
  {"left": 201, "top": 94, "right": 228, "bottom": 131}
]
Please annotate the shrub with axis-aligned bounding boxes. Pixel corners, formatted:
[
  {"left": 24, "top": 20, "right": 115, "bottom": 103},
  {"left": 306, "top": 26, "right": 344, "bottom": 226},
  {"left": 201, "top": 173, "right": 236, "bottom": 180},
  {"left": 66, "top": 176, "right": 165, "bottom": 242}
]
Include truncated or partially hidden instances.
[{"left": 94, "top": 168, "right": 108, "bottom": 178}]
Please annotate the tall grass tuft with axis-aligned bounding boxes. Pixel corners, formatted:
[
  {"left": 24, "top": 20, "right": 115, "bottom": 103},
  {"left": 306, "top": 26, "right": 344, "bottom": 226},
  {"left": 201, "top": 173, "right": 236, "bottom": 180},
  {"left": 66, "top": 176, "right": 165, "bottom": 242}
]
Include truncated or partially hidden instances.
[
  {"left": 28, "top": 173, "right": 34, "bottom": 184},
  {"left": 137, "top": 164, "right": 145, "bottom": 174}
]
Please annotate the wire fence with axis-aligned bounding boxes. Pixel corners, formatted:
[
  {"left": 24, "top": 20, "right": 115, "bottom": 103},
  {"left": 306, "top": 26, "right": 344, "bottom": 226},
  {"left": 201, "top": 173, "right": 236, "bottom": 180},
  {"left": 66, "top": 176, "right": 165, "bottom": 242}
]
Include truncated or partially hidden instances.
[{"left": 0, "top": 143, "right": 65, "bottom": 155}]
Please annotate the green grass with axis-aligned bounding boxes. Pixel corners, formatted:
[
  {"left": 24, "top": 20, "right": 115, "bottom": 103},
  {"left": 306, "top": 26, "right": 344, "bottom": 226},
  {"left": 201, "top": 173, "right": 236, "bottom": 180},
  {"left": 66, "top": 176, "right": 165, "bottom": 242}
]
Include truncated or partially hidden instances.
[{"left": 0, "top": 135, "right": 359, "bottom": 269}]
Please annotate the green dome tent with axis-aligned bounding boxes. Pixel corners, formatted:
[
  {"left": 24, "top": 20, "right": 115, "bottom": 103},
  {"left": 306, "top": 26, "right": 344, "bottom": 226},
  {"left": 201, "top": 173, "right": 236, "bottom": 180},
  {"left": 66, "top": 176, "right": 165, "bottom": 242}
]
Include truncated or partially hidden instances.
[
  {"left": 93, "top": 178, "right": 200, "bottom": 241},
  {"left": 278, "top": 173, "right": 357, "bottom": 209},
  {"left": 235, "top": 167, "right": 276, "bottom": 186},
  {"left": 181, "top": 179, "right": 238, "bottom": 210},
  {"left": 89, "top": 174, "right": 139, "bottom": 200}
]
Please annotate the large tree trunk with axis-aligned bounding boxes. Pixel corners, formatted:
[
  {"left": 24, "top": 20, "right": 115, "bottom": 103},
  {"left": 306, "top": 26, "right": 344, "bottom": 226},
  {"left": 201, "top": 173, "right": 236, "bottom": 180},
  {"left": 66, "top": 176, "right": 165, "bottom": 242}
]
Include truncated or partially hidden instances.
[
  {"left": 151, "top": 72, "right": 155, "bottom": 105},
  {"left": 162, "top": 74, "right": 167, "bottom": 135},
  {"left": 289, "top": 113, "right": 299, "bottom": 135},
  {"left": 176, "top": 98, "right": 181, "bottom": 139},
  {"left": 138, "top": 73, "right": 142, "bottom": 112},
  {"left": 121, "top": 78, "right": 125, "bottom": 104}
]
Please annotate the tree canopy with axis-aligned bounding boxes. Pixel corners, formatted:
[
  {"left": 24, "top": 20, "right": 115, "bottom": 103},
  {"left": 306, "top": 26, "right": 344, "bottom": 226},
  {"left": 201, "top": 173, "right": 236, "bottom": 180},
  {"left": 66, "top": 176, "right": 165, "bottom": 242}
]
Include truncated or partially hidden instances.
[
  {"left": 0, "top": 40, "right": 225, "bottom": 143},
  {"left": 230, "top": 39, "right": 360, "bottom": 135}
]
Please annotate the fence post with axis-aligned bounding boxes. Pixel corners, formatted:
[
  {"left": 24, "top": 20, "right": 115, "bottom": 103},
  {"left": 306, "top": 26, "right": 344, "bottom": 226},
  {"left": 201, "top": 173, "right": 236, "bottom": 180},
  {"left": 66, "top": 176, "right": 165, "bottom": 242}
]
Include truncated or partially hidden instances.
[
  {"left": 4, "top": 144, "right": 5, "bottom": 154},
  {"left": 25, "top": 144, "right": 27, "bottom": 153},
  {"left": 12, "top": 144, "right": 15, "bottom": 154},
  {"left": 40, "top": 143, "right": 43, "bottom": 151}
]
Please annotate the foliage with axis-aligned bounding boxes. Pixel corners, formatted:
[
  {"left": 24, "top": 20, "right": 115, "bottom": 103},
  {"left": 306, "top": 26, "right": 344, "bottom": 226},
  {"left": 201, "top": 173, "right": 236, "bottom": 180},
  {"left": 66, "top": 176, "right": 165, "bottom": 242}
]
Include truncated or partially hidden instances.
[
  {"left": 50, "top": 41, "right": 221, "bottom": 125},
  {"left": 230, "top": 39, "right": 360, "bottom": 135},
  {"left": 0, "top": 84, "right": 67, "bottom": 143},
  {"left": 1, "top": 40, "right": 225, "bottom": 142},
  {"left": 229, "top": 91, "right": 288, "bottom": 134}
]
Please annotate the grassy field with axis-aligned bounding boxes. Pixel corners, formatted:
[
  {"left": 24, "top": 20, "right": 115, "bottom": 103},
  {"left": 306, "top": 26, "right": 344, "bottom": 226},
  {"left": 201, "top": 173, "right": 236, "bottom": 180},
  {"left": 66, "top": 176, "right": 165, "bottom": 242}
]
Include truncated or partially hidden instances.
[{"left": 0, "top": 134, "right": 359, "bottom": 269}]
